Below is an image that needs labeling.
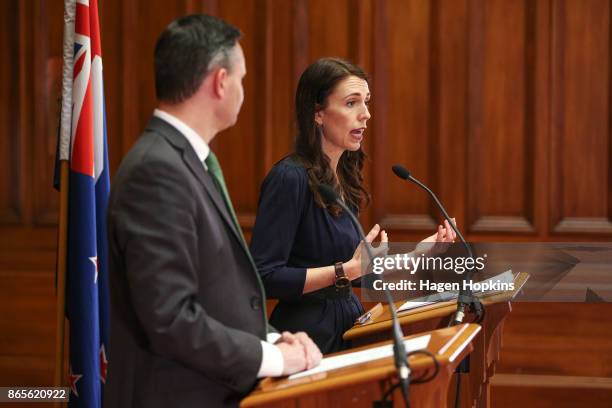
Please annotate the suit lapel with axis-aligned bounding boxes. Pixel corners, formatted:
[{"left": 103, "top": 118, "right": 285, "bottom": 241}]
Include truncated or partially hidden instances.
[
  {"left": 179, "top": 136, "right": 270, "bottom": 323},
  {"left": 147, "top": 117, "right": 254, "bottom": 266},
  {"left": 147, "top": 115, "right": 269, "bottom": 331},
  {"left": 182, "top": 149, "right": 243, "bottom": 237}
]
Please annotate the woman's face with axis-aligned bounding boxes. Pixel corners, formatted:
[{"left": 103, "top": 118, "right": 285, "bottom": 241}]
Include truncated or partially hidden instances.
[{"left": 315, "top": 75, "right": 371, "bottom": 155}]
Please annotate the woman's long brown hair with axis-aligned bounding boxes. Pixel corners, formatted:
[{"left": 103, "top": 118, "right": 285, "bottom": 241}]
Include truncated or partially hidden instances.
[{"left": 293, "top": 57, "right": 371, "bottom": 216}]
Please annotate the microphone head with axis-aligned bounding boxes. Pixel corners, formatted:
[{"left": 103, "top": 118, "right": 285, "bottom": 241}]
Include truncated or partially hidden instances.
[
  {"left": 392, "top": 165, "right": 411, "bottom": 180},
  {"left": 317, "top": 183, "right": 339, "bottom": 204}
]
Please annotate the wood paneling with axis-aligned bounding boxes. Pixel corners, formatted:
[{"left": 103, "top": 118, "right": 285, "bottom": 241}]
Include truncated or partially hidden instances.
[
  {"left": 308, "top": 0, "right": 351, "bottom": 61},
  {"left": 373, "top": 0, "right": 442, "bottom": 233},
  {"left": 30, "top": 0, "right": 60, "bottom": 227},
  {"left": 0, "top": 0, "right": 23, "bottom": 225},
  {"left": 436, "top": 0, "right": 469, "bottom": 232},
  {"left": 466, "top": 0, "right": 536, "bottom": 234},
  {"left": 550, "top": 0, "right": 612, "bottom": 235},
  {"left": 493, "top": 302, "right": 612, "bottom": 406},
  {"left": 1, "top": 0, "right": 612, "bottom": 402},
  {"left": 491, "top": 373, "right": 612, "bottom": 408},
  {"left": 499, "top": 303, "right": 612, "bottom": 377},
  {"left": 0, "top": 268, "right": 56, "bottom": 387}
]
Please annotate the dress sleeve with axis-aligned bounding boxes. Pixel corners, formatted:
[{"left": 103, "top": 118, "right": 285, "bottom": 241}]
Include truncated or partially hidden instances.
[{"left": 250, "top": 164, "right": 308, "bottom": 301}]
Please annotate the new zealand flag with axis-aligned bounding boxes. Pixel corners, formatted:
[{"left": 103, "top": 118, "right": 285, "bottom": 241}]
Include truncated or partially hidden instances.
[{"left": 63, "top": 0, "right": 109, "bottom": 406}]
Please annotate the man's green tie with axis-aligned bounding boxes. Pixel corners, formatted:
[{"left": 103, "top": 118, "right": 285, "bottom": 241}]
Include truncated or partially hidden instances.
[
  {"left": 204, "top": 151, "right": 268, "bottom": 325},
  {"left": 204, "top": 151, "right": 244, "bottom": 241}
]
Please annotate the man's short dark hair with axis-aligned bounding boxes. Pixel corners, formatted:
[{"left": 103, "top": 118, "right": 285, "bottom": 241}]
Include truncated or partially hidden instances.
[{"left": 154, "top": 14, "right": 241, "bottom": 103}]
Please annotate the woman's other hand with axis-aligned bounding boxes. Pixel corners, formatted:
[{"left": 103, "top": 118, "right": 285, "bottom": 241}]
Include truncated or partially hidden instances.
[{"left": 417, "top": 218, "right": 458, "bottom": 257}]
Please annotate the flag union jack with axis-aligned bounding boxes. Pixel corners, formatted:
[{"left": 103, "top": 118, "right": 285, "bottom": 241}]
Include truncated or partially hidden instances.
[{"left": 66, "top": 0, "right": 110, "bottom": 407}]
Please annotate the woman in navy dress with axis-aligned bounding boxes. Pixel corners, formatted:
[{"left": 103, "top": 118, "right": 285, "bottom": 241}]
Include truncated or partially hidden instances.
[{"left": 250, "top": 58, "right": 456, "bottom": 354}]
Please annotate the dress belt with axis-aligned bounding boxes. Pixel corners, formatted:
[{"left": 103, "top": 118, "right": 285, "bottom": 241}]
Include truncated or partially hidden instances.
[{"left": 304, "top": 285, "right": 353, "bottom": 301}]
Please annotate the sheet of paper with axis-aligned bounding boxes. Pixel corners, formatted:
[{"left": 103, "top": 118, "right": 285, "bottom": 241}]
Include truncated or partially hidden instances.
[
  {"left": 397, "top": 300, "right": 436, "bottom": 312},
  {"left": 288, "top": 334, "right": 431, "bottom": 380},
  {"left": 397, "top": 290, "right": 457, "bottom": 312},
  {"left": 397, "top": 269, "right": 515, "bottom": 313}
]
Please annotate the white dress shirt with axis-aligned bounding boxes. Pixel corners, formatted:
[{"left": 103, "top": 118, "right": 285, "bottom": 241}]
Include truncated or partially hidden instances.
[{"left": 153, "top": 109, "right": 284, "bottom": 378}]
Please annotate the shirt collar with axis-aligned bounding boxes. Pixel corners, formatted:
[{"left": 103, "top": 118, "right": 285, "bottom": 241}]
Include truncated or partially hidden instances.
[{"left": 153, "top": 108, "right": 210, "bottom": 165}]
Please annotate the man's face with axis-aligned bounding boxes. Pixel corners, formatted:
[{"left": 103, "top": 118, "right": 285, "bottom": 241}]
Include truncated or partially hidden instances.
[{"left": 221, "top": 43, "right": 246, "bottom": 128}]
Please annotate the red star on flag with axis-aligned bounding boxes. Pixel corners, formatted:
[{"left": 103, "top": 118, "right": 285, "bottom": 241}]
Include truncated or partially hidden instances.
[
  {"left": 68, "top": 365, "right": 82, "bottom": 397},
  {"left": 99, "top": 345, "right": 108, "bottom": 383}
]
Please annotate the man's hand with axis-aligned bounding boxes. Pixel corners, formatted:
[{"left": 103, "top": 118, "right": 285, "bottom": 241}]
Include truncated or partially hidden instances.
[{"left": 275, "top": 331, "right": 322, "bottom": 375}]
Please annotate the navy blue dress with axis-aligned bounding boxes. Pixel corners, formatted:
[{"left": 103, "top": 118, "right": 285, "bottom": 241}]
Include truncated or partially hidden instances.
[{"left": 250, "top": 157, "right": 365, "bottom": 354}]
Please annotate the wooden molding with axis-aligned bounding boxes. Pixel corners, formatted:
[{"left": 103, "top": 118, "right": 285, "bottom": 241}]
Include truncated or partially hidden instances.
[
  {"left": 379, "top": 214, "right": 438, "bottom": 231},
  {"left": 553, "top": 217, "right": 612, "bottom": 234},
  {"left": 471, "top": 215, "right": 535, "bottom": 233}
]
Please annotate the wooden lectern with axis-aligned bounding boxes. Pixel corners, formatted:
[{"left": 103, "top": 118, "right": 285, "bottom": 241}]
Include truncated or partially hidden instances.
[
  {"left": 241, "top": 324, "right": 481, "bottom": 408},
  {"left": 343, "top": 272, "right": 529, "bottom": 408}
]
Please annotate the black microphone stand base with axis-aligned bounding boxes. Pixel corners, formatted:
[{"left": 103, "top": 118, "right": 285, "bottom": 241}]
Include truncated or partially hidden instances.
[{"left": 450, "top": 291, "right": 485, "bottom": 326}]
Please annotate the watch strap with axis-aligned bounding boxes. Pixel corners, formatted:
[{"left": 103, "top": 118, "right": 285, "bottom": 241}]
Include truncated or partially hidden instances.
[{"left": 334, "top": 262, "right": 346, "bottom": 281}]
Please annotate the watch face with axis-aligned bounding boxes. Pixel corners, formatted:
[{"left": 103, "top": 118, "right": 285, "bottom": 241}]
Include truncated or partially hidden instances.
[{"left": 335, "top": 276, "right": 350, "bottom": 288}]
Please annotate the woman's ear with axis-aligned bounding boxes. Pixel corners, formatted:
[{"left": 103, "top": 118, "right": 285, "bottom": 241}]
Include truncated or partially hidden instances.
[{"left": 314, "top": 110, "right": 323, "bottom": 126}]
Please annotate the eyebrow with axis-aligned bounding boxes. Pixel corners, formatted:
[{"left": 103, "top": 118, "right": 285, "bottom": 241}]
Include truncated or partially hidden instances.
[{"left": 343, "top": 92, "right": 371, "bottom": 99}]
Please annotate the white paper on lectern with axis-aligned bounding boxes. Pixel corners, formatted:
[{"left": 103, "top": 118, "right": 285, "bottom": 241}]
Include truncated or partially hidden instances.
[
  {"left": 288, "top": 334, "right": 431, "bottom": 380},
  {"left": 397, "top": 269, "right": 515, "bottom": 313},
  {"left": 397, "top": 300, "right": 437, "bottom": 312}
]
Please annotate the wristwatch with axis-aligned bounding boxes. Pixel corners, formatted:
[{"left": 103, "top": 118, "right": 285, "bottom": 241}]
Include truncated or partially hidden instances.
[{"left": 334, "top": 262, "right": 350, "bottom": 296}]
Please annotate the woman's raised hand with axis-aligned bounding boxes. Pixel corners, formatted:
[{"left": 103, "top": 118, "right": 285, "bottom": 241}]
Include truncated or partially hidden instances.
[{"left": 344, "top": 224, "right": 388, "bottom": 280}]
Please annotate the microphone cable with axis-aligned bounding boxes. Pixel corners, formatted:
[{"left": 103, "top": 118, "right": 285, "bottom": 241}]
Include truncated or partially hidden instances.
[{"left": 378, "top": 349, "right": 440, "bottom": 407}]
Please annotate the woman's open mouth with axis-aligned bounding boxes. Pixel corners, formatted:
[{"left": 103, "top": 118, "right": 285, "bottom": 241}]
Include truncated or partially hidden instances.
[{"left": 350, "top": 128, "right": 365, "bottom": 142}]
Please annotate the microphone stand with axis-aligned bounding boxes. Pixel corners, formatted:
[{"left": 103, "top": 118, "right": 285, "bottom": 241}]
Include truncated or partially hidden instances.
[
  {"left": 317, "top": 184, "right": 410, "bottom": 408},
  {"left": 391, "top": 165, "right": 483, "bottom": 325},
  {"left": 391, "top": 165, "right": 483, "bottom": 408}
]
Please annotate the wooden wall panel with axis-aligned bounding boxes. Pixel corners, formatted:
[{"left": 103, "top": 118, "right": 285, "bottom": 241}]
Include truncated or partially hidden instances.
[
  {"left": 32, "top": 0, "right": 63, "bottom": 226},
  {"left": 0, "top": 270, "right": 56, "bottom": 386},
  {"left": 499, "top": 303, "right": 612, "bottom": 377},
  {"left": 534, "top": 0, "right": 552, "bottom": 240},
  {"left": 0, "top": 0, "right": 23, "bottom": 225},
  {"left": 374, "top": 0, "right": 439, "bottom": 232},
  {"left": 1, "top": 0, "right": 612, "bottom": 400},
  {"left": 550, "top": 0, "right": 612, "bottom": 235},
  {"left": 466, "top": 0, "right": 536, "bottom": 234},
  {"left": 307, "top": 0, "right": 351, "bottom": 61},
  {"left": 264, "top": 0, "right": 295, "bottom": 171},
  {"left": 436, "top": 0, "right": 469, "bottom": 231}
]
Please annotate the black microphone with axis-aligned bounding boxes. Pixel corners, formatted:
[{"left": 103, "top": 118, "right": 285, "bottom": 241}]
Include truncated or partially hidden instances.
[
  {"left": 391, "top": 165, "right": 483, "bottom": 326},
  {"left": 317, "top": 184, "right": 411, "bottom": 407}
]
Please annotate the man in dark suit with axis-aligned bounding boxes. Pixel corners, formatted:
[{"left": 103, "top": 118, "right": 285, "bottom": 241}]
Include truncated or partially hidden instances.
[{"left": 104, "top": 14, "right": 321, "bottom": 408}]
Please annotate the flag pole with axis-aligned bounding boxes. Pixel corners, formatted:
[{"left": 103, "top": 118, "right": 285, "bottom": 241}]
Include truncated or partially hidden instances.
[
  {"left": 54, "top": 1, "right": 75, "bottom": 404},
  {"left": 54, "top": 161, "right": 69, "bottom": 405}
]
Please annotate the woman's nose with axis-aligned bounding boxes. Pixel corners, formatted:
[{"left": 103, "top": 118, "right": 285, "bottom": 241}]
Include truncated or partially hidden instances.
[{"left": 361, "top": 106, "right": 371, "bottom": 120}]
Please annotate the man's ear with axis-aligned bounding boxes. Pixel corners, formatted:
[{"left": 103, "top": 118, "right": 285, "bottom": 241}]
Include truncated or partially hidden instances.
[{"left": 211, "top": 67, "right": 228, "bottom": 98}]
